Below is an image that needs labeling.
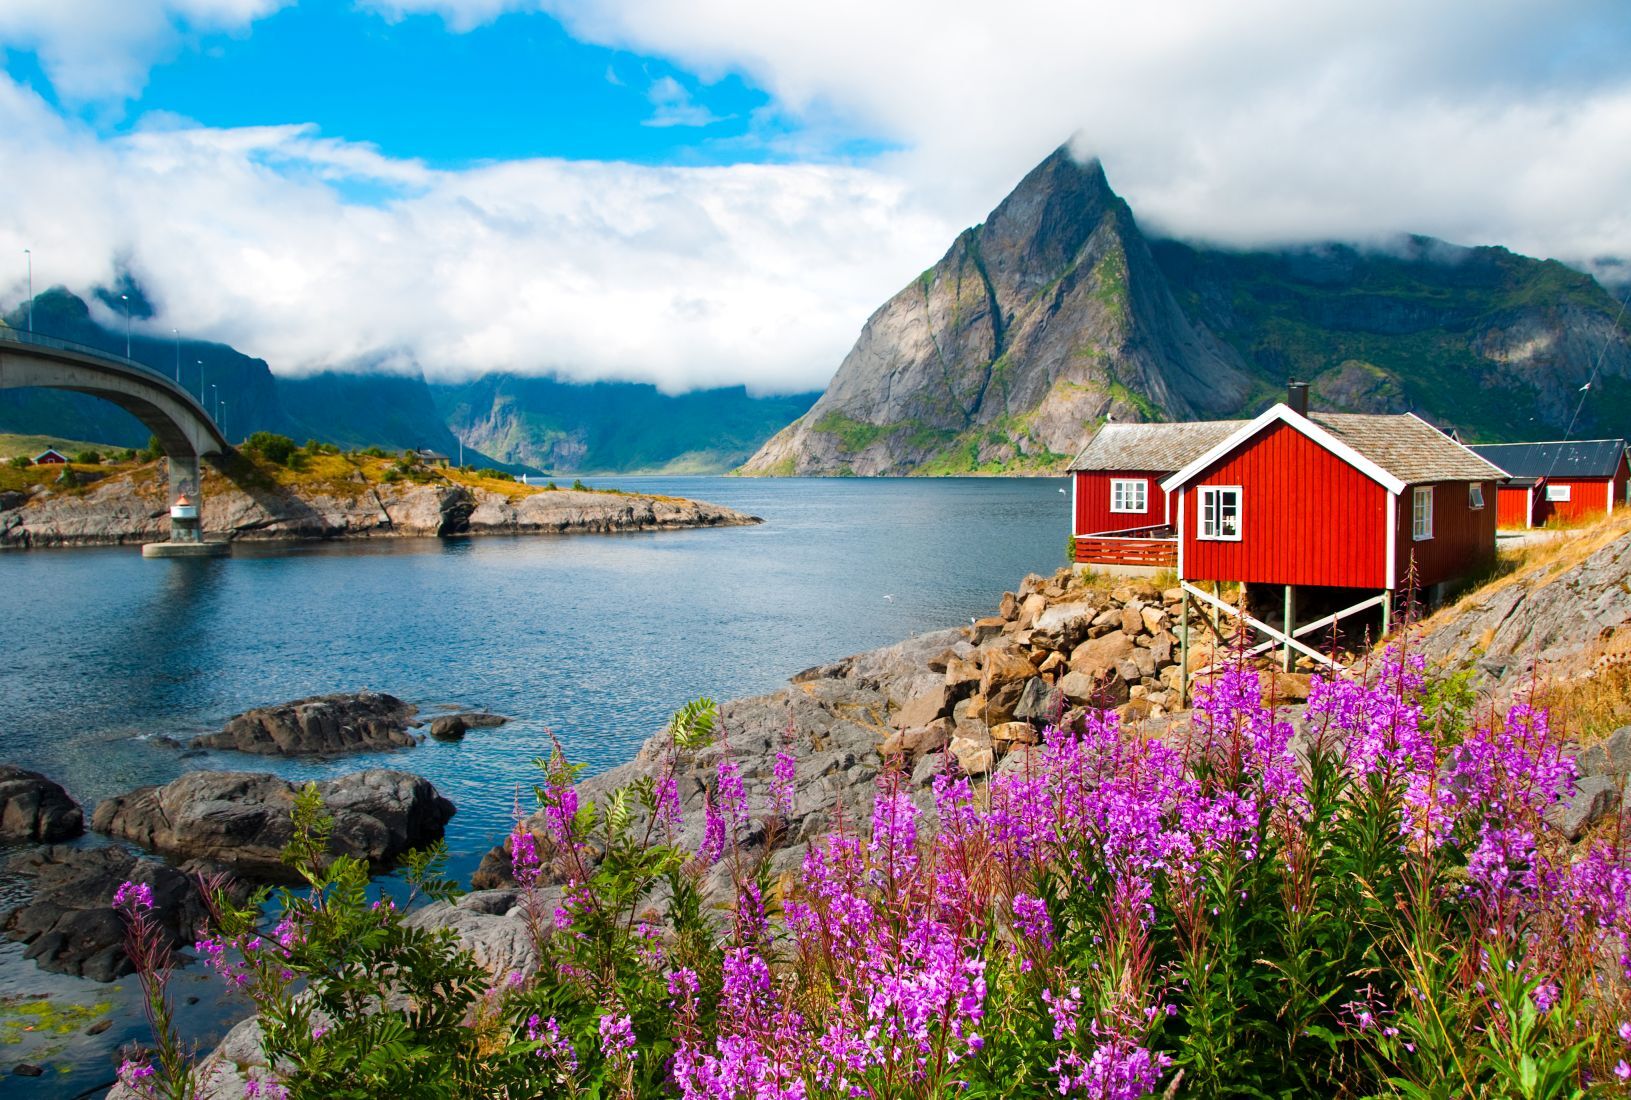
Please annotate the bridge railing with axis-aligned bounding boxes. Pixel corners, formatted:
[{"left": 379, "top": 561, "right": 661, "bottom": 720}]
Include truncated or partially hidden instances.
[{"left": 0, "top": 325, "right": 219, "bottom": 425}]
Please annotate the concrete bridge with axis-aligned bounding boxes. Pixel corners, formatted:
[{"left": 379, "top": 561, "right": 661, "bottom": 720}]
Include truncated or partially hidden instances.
[{"left": 0, "top": 327, "right": 230, "bottom": 555}]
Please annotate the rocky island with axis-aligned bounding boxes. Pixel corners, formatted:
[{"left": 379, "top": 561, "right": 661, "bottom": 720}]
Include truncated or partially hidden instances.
[{"left": 0, "top": 443, "right": 757, "bottom": 548}]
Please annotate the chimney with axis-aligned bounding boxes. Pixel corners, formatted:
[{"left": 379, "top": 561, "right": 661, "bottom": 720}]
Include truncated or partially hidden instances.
[{"left": 1287, "top": 380, "right": 1310, "bottom": 416}]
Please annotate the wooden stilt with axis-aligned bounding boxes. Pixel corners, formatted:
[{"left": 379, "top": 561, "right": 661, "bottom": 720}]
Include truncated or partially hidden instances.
[
  {"left": 1282, "top": 585, "right": 1295, "bottom": 672},
  {"left": 1381, "top": 589, "right": 1392, "bottom": 637},
  {"left": 1179, "top": 589, "right": 1190, "bottom": 706}
]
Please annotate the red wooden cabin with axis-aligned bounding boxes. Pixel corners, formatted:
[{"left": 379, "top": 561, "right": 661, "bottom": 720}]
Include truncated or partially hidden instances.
[
  {"left": 1467, "top": 440, "right": 1630, "bottom": 529},
  {"left": 1161, "top": 404, "right": 1502, "bottom": 596},
  {"left": 31, "top": 448, "right": 68, "bottom": 465}
]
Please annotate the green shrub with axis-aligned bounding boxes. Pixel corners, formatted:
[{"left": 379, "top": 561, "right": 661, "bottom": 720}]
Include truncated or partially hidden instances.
[
  {"left": 141, "top": 435, "right": 165, "bottom": 462},
  {"left": 242, "top": 432, "right": 297, "bottom": 466},
  {"left": 71, "top": 450, "right": 101, "bottom": 465},
  {"left": 7, "top": 455, "right": 30, "bottom": 469},
  {"left": 473, "top": 467, "right": 514, "bottom": 482},
  {"left": 571, "top": 478, "right": 587, "bottom": 491}
]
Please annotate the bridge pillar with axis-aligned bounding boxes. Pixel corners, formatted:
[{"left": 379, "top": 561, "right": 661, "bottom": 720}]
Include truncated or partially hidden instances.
[{"left": 167, "top": 455, "right": 202, "bottom": 543}]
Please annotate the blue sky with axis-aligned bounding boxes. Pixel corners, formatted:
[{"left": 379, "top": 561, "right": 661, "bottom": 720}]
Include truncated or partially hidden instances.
[
  {"left": 0, "top": 1, "right": 1627, "bottom": 390},
  {"left": 3, "top": 1, "right": 824, "bottom": 168}
]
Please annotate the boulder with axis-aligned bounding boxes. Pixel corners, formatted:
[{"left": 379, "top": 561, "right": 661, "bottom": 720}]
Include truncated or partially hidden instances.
[
  {"left": 892, "top": 686, "right": 949, "bottom": 730},
  {"left": 194, "top": 691, "right": 421, "bottom": 756},
  {"left": 1016, "top": 592, "right": 1048, "bottom": 630},
  {"left": 1031, "top": 602, "right": 1102, "bottom": 650},
  {"left": 949, "top": 736, "right": 994, "bottom": 777},
  {"left": 1072, "top": 631, "right": 1135, "bottom": 677},
  {"left": 1141, "top": 606, "right": 1166, "bottom": 635},
  {"left": 1577, "top": 727, "right": 1631, "bottom": 779},
  {"left": 1113, "top": 582, "right": 1160, "bottom": 605},
  {"left": 1012, "top": 678, "right": 1063, "bottom": 724},
  {"left": 970, "top": 617, "right": 1007, "bottom": 645},
  {"left": 1548, "top": 776, "right": 1621, "bottom": 841},
  {"left": 998, "top": 592, "right": 1019, "bottom": 620},
  {"left": 898, "top": 718, "right": 952, "bottom": 759},
  {"left": 991, "top": 721, "right": 1038, "bottom": 746},
  {"left": 92, "top": 770, "right": 455, "bottom": 880},
  {"left": 1057, "top": 670, "right": 1099, "bottom": 705},
  {"left": 1120, "top": 606, "right": 1146, "bottom": 636},
  {"left": 429, "top": 715, "right": 468, "bottom": 741},
  {"left": 1, "top": 846, "right": 214, "bottom": 981},
  {"left": 0, "top": 765, "right": 83, "bottom": 842},
  {"left": 981, "top": 649, "right": 1038, "bottom": 694}
]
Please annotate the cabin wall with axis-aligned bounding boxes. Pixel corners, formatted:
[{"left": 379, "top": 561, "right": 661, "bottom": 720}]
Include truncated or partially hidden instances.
[
  {"left": 1613, "top": 454, "right": 1630, "bottom": 512},
  {"left": 1495, "top": 485, "right": 1532, "bottom": 529},
  {"left": 1394, "top": 479, "right": 1498, "bottom": 590},
  {"left": 1178, "top": 421, "right": 1390, "bottom": 589},
  {"left": 1073, "top": 470, "right": 1167, "bottom": 535},
  {"left": 1534, "top": 477, "right": 1612, "bottom": 526}
]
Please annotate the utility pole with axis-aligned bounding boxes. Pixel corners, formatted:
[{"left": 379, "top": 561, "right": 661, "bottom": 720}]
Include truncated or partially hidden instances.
[
  {"left": 120, "top": 294, "right": 131, "bottom": 358},
  {"left": 196, "top": 361, "right": 204, "bottom": 403},
  {"left": 23, "top": 249, "right": 31, "bottom": 333}
]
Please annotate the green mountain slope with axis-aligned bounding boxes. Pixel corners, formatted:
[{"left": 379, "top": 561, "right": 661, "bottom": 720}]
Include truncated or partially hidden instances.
[
  {"left": 742, "top": 147, "right": 1631, "bottom": 475},
  {"left": 432, "top": 375, "right": 818, "bottom": 474}
]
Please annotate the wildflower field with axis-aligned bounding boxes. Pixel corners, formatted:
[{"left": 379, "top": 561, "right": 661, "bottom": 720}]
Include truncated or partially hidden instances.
[{"left": 115, "top": 649, "right": 1631, "bottom": 1099}]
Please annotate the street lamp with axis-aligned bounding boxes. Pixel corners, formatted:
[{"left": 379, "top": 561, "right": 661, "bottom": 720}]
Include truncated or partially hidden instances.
[
  {"left": 210, "top": 384, "right": 218, "bottom": 423},
  {"left": 196, "top": 360, "right": 203, "bottom": 403},
  {"left": 220, "top": 400, "right": 227, "bottom": 439},
  {"left": 120, "top": 294, "right": 130, "bottom": 358},
  {"left": 23, "top": 249, "right": 31, "bottom": 333},
  {"left": 172, "top": 328, "right": 179, "bottom": 382}
]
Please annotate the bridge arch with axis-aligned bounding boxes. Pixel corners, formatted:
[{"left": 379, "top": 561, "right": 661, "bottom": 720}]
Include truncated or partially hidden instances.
[{"left": 0, "top": 328, "right": 230, "bottom": 548}]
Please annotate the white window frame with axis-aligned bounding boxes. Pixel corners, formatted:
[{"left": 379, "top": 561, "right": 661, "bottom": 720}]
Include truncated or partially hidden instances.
[
  {"left": 1468, "top": 483, "right": 1484, "bottom": 510},
  {"left": 1412, "top": 486, "right": 1434, "bottom": 541},
  {"left": 1109, "top": 477, "right": 1148, "bottom": 514},
  {"left": 1196, "top": 485, "right": 1243, "bottom": 541},
  {"left": 1544, "top": 484, "right": 1571, "bottom": 502}
]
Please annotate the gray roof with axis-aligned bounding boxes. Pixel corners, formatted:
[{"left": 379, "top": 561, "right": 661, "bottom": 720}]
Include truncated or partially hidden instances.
[
  {"left": 1310, "top": 413, "right": 1507, "bottom": 484},
  {"left": 1067, "top": 420, "right": 1249, "bottom": 472},
  {"left": 1466, "top": 439, "right": 1629, "bottom": 480}
]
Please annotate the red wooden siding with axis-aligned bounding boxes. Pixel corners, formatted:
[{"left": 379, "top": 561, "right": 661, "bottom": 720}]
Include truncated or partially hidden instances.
[
  {"left": 1178, "top": 421, "right": 1390, "bottom": 589},
  {"left": 1393, "top": 480, "right": 1498, "bottom": 590},
  {"left": 1495, "top": 485, "right": 1533, "bottom": 529},
  {"left": 1615, "top": 453, "right": 1631, "bottom": 512},
  {"left": 1074, "top": 470, "right": 1167, "bottom": 535},
  {"left": 1534, "top": 478, "right": 1613, "bottom": 526}
]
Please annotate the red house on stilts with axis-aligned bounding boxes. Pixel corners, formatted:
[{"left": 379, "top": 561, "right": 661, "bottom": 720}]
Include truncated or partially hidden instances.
[
  {"left": 1071, "top": 383, "right": 1504, "bottom": 678},
  {"left": 1466, "top": 440, "right": 1630, "bottom": 529}
]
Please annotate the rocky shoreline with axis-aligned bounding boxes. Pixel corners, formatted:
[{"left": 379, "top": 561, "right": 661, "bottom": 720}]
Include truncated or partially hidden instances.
[{"left": 0, "top": 461, "right": 758, "bottom": 548}]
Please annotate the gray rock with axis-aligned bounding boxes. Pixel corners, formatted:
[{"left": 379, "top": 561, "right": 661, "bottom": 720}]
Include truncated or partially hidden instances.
[
  {"left": 429, "top": 715, "right": 467, "bottom": 741},
  {"left": 1012, "top": 677, "right": 1063, "bottom": 724},
  {"left": 1, "top": 846, "right": 215, "bottom": 982},
  {"left": 1549, "top": 775, "right": 1622, "bottom": 840},
  {"left": 0, "top": 765, "right": 83, "bottom": 842},
  {"left": 1576, "top": 727, "right": 1631, "bottom": 779},
  {"left": 194, "top": 691, "right": 420, "bottom": 756},
  {"left": 92, "top": 769, "right": 454, "bottom": 880}
]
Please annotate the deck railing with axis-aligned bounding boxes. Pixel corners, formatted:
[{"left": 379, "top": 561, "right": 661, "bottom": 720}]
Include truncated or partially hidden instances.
[{"left": 1073, "top": 523, "right": 1178, "bottom": 568}]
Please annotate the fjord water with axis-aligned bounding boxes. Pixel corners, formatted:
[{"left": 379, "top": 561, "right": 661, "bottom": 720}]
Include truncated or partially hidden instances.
[{"left": 0, "top": 476, "right": 1069, "bottom": 1092}]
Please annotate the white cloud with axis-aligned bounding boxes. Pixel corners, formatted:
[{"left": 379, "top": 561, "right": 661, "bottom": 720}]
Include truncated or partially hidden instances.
[
  {"left": 0, "top": 75, "right": 953, "bottom": 391},
  {"left": 517, "top": 0, "right": 1631, "bottom": 263},
  {"left": 643, "top": 75, "right": 721, "bottom": 128},
  {"left": 0, "top": 0, "right": 288, "bottom": 102}
]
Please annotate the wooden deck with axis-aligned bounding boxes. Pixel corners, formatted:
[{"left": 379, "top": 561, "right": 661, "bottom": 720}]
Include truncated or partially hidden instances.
[{"left": 1074, "top": 524, "right": 1178, "bottom": 569}]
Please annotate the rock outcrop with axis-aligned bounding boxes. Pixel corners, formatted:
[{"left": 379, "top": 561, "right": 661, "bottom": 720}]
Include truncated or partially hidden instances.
[
  {"left": 193, "top": 692, "right": 421, "bottom": 756},
  {"left": 742, "top": 148, "right": 1250, "bottom": 476},
  {"left": 428, "top": 712, "right": 508, "bottom": 742},
  {"left": 0, "top": 467, "right": 757, "bottom": 549},
  {"left": 1, "top": 846, "right": 212, "bottom": 981},
  {"left": 1417, "top": 529, "right": 1631, "bottom": 698},
  {"left": 92, "top": 770, "right": 455, "bottom": 880},
  {"left": 0, "top": 765, "right": 83, "bottom": 841}
]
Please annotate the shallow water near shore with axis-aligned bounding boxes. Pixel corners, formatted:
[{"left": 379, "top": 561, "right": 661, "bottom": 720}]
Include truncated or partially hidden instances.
[{"left": 0, "top": 475, "right": 1068, "bottom": 1096}]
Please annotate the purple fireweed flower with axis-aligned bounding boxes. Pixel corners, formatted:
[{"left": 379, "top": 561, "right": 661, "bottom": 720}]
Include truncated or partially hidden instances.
[
  {"left": 701, "top": 758, "right": 748, "bottom": 865},
  {"left": 113, "top": 880, "right": 155, "bottom": 912},
  {"left": 772, "top": 749, "right": 798, "bottom": 816},
  {"left": 509, "top": 827, "right": 541, "bottom": 888},
  {"left": 599, "top": 1012, "right": 635, "bottom": 1061},
  {"left": 1011, "top": 892, "right": 1054, "bottom": 950}
]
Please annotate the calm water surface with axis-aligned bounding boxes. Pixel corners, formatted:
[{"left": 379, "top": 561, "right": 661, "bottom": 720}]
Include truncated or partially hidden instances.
[{"left": 0, "top": 476, "right": 1068, "bottom": 1095}]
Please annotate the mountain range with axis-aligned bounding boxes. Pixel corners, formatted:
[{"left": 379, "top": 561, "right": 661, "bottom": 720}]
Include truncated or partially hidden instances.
[
  {"left": 741, "top": 147, "right": 1631, "bottom": 476},
  {"left": 0, "top": 290, "right": 815, "bottom": 474}
]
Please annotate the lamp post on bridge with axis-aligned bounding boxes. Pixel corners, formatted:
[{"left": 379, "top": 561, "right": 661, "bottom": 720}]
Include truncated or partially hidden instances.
[
  {"left": 210, "top": 384, "right": 218, "bottom": 424},
  {"left": 172, "top": 328, "right": 180, "bottom": 382},
  {"left": 196, "top": 360, "right": 203, "bottom": 404},
  {"left": 23, "top": 249, "right": 31, "bottom": 333},
  {"left": 120, "top": 294, "right": 131, "bottom": 358},
  {"left": 220, "top": 401, "right": 227, "bottom": 441}
]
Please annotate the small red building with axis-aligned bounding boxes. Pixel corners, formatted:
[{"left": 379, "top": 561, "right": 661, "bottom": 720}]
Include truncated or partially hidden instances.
[
  {"left": 31, "top": 448, "right": 68, "bottom": 465},
  {"left": 1467, "top": 440, "right": 1630, "bottom": 529},
  {"left": 1067, "top": 420, "right": 1246, "bottom": 569}
]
